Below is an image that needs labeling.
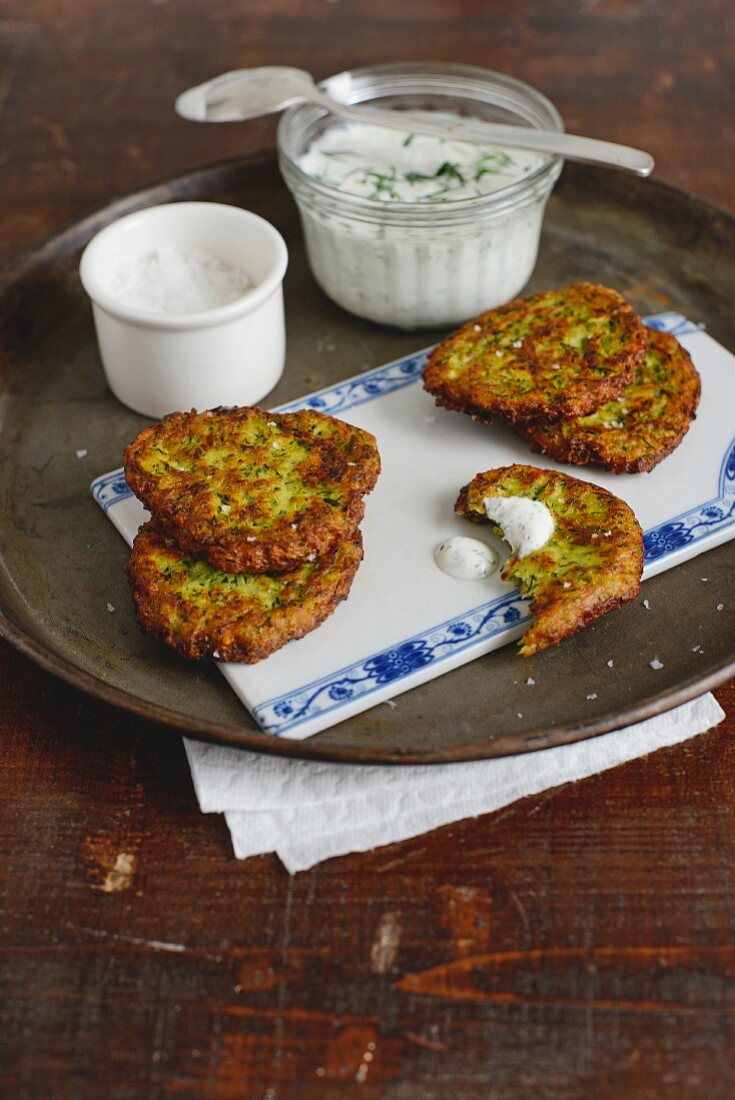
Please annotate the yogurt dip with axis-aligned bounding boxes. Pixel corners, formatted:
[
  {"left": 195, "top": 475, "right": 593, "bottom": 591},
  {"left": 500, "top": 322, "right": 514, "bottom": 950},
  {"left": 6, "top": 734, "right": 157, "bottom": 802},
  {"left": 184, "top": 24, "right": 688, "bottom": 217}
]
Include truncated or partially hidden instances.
[
  {"left": 434, "top": 535, "right": 499, "bottom": 580},
  {"left": 484, "top": 496, "right": 555, "bottom": 559},
  {"left": 280, "top": 111, "right": 560, "bottom": 329},
  {"left": 298, "top": 117, "right": 542, "bottom": 204}
]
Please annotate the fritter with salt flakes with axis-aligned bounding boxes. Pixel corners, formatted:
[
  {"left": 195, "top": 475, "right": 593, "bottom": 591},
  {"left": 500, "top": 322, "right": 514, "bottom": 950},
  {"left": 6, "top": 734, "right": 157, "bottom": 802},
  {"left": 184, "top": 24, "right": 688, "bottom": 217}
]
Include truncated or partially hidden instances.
[
  {"left": 124, "top": 406, "right": 380, "bottom": 573},
  {"left": 125, "top": 522, "right": 363, "bottom": 662},
  {"left": 456, "top": 464, "right": 644, "bottom": 656},
  {"left": 514, "top": 328, "right": 701, "bottom": 473},
  {"left": 423, "top": 282, "right": 647, "bottom": 425}
]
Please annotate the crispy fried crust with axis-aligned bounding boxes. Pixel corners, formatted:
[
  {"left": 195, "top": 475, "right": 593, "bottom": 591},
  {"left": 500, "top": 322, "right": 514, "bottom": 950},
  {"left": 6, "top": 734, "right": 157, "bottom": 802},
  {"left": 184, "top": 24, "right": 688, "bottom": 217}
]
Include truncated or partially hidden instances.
[
  {"left": 125, "top": 522, "right": 363, "bottom": 662},
  {"left": 514, "top": 329, "right": 701, "bottom": 473},
  {"left": 423, "top": 282, "right": 647, "bottom": 424},
  {"left": 124, "top": 406, "right": 380, "bottom": 573},
  {"left": 456, "top": 464, "right": 644, "bottom": 656}
]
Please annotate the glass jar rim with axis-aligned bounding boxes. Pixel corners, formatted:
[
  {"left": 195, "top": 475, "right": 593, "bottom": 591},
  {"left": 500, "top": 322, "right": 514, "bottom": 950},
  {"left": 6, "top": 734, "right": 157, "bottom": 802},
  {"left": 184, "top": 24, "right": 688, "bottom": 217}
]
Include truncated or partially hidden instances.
[{"left": 277, "top": 62, "right": 564, "bottom": 220}]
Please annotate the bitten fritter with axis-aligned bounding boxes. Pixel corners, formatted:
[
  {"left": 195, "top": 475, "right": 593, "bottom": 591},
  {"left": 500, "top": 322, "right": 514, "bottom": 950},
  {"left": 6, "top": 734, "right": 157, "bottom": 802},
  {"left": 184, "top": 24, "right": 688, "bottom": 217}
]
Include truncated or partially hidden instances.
[
  {"left": 513, "top": 328, "right": 701, "bottom": 473},
  {"left": 423, "top": 282, "right": 647, "bottom": 424},
  {"left": 456, "top": 464, "right": 644, "bottom": 656},
  {"left": 125, "top": 522, "right": 363, "bottom": 662},
  {"left": 124, "top": 406, "right": 380, "bottom": 573}
]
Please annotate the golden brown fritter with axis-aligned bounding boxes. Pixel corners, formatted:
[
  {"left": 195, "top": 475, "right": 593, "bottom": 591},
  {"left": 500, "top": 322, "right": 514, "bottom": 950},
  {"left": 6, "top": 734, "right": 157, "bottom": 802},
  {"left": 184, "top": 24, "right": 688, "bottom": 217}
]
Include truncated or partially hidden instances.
[
  {"left": 125, "top": 522, "right": 363, "bottom": 662},
  {"left": 514, "top": 328, "right": 701, "bottom": 473},
  {"left": 124, "top": 406, "right": 380, "bottom": 573},
  {"left": 423, "top": 282, "right": 647, "bottom": 425},
  {"left": 456, "top": 464, "right": 644, "bottom": 656}
]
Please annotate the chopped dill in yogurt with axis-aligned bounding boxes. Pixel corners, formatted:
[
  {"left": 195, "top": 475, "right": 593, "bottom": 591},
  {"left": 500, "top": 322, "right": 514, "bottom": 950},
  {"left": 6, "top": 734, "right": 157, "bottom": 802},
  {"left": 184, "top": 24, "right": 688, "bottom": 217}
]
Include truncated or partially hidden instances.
[{"left": 298, "top": 113, "right": 542, "bottom": 203}]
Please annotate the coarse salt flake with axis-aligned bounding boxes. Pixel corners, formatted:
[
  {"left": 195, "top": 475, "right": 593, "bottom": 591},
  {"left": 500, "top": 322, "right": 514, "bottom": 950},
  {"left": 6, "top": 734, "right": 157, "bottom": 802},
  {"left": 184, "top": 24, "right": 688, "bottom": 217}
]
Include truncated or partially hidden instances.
[
  {"left": 716, "top": 603, "right": 724, "bottom": 611},
  {"left": 650, "top": 658, "right": 664, "bottom": 670},
  {"left": 526, "top": 677, "right": 535, "bottom": 686},
  {"left": 586, "top": 693, "right": 598, "bottom": 700},
  {"left": 643, "top": 598, "right": 651, "bottom": 609},
  {"left": 607, "top": 659, "right": 614, "bottom": 668},
  {"left": 108, "top": 246, "right": 254, "bottom": 314},
  {"left": 107, "top": 603, "right": 115, "bottom": 613},
  {"left": 76, "top": 449, "right": 88, "bottom": 459}
]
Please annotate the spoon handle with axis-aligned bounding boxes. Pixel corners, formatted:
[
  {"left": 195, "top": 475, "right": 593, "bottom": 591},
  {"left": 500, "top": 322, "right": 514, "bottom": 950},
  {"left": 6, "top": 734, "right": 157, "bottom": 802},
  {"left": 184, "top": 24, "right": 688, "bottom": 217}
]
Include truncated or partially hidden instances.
[{"left": 313, "top": 91, "right": 654, "bottom": 177}]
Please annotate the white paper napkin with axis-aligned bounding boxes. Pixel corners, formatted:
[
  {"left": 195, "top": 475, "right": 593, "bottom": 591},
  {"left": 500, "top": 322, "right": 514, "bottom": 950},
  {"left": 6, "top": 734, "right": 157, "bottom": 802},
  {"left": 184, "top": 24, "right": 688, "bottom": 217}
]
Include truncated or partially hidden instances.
[{"left": 184, "top": 693, "right": 724, "bottom": 873}]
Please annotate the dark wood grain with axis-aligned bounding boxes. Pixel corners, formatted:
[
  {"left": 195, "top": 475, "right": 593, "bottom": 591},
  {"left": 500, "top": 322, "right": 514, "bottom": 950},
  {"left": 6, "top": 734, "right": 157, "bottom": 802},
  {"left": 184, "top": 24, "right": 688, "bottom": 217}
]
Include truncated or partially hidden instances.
[{"left": 1, "top": 2, "right": 734, "bottom": 1096}]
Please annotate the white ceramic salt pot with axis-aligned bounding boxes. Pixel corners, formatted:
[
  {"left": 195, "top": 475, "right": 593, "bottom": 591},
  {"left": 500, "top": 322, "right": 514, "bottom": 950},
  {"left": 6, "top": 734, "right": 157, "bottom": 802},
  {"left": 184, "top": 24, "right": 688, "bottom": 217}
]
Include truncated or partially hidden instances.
[{"left": 79, "top": 202, "right": 288, "bottom": 418}]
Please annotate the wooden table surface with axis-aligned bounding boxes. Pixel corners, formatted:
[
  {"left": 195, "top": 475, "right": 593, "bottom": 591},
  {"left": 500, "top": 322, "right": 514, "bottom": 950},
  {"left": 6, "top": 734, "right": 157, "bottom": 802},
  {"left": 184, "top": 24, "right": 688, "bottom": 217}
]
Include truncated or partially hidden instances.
[{"left": 2, "top": 2, "right": 734, "bottom": 1096}]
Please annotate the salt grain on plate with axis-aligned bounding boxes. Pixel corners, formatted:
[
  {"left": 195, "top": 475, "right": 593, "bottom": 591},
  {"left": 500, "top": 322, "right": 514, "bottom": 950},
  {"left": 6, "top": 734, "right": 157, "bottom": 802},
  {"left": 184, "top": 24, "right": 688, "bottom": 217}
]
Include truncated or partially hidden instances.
[
  {"left": 586, "top": 693, "right": 598, "bottom": 700},
  {"left": 108, "top": 246, "right": 254, "bottom": 314},
  {"left": 607, "top": 659, "right": 614, "bottom": 668},
  {"left": 106, "top": 603, "right": 115, "bottom": 613},
  {"left": 643, "top": 598, "right": 651, "bottom": 609},
  {"left": 526, "top": 677, "right": 535, "bottom": 686},
  {"left": 76, "top": 449, "right": 88, "bottom": 459},
  {"left": 716, "top": 603, "right": 724, "bottom": 611},
  {"left": 650, "top": 658, "right": 664, "bottom": 670}
]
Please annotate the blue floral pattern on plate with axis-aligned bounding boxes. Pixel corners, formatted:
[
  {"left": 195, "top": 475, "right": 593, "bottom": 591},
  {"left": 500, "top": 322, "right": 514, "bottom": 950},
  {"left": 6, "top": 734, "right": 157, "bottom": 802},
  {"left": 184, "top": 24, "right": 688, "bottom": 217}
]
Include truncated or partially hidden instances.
[
  {"left": 275, "top": 349, "right": 430, "bottom": 416},
  {"left": 91, "top": 469, "right": 134, "bottom": 512},
  {"left": 644, "top": 437, "right": 735, "bottom": 561},
  {"left": 253, "top": 593, "right": 530, "bottom": 735},
  {"left": 644, "top": 312, "right": 702, "bottom": 338}
]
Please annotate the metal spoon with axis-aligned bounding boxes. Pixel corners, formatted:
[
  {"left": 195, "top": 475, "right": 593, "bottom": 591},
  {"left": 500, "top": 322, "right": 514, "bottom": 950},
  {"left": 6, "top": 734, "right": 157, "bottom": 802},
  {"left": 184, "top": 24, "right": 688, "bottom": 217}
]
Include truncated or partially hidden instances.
[{"left": 175, "top": 66, "right": 654, "bottom": 177}]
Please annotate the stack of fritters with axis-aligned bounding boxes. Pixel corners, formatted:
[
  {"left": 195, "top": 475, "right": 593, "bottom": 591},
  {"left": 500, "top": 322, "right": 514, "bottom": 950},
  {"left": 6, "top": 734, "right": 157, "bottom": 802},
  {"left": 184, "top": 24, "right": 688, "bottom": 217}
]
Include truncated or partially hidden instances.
[
  {"left": 123, "top": 406, "right": 380, "bottom": 662},
  {"left": 423, "top": 282, "right": 701, "bottom": 474}
]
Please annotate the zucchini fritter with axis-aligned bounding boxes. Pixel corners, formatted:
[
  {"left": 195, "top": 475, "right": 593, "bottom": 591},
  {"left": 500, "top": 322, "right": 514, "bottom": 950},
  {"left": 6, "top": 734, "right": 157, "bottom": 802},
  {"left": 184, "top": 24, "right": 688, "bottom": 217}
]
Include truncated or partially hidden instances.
[
  {"left": 125, "top": 522, "right": 363, "bottom": 662},
  {"left": 514, "top": 328, "right": 701, "bottom": 473},
  {"left": 124, "top": 406, "right": 380, "bottom": 573},
  {"left": 423, "top": 282, "right": 647, "bottom": 424},
  {"left": 456, "top": 464, "right": 644, "bottom": 656}
]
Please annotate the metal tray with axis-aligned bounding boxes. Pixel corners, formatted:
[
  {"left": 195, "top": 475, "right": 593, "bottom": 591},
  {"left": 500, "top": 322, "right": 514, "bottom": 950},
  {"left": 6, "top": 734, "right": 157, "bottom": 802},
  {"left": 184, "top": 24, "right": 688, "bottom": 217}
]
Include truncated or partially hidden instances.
[{"left": 0, "top": 153, "right": 733, "bottom": 763}]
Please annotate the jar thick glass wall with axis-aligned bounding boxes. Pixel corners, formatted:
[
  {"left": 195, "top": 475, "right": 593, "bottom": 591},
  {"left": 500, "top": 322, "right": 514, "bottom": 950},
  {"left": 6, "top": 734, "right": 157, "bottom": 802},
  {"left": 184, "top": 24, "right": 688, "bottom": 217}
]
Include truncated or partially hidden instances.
[{"left": 277, "top": 63, "right": 563, "bottom": 330}]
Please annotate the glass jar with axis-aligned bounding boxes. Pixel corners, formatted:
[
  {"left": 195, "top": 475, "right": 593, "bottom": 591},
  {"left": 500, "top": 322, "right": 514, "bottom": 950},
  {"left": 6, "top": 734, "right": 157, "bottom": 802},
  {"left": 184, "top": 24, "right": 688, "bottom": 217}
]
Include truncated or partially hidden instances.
[{"left": 277, "top": 62, "right": 563, "bottom": 330}]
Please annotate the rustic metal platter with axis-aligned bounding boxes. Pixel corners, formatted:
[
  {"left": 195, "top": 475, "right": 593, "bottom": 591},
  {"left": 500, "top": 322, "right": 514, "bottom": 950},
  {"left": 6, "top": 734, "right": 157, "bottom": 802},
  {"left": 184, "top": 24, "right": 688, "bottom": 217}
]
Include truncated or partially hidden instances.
[{"left": 0, "top": 153, "right": 733, "bottom": 763}]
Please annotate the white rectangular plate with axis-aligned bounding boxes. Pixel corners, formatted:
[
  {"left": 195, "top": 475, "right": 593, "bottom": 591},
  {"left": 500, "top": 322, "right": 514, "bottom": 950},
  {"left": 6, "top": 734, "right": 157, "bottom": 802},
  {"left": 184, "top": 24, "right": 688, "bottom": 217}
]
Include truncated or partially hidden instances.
[{"left": 92, "top": 313, "right": 735, "bottom": 740}]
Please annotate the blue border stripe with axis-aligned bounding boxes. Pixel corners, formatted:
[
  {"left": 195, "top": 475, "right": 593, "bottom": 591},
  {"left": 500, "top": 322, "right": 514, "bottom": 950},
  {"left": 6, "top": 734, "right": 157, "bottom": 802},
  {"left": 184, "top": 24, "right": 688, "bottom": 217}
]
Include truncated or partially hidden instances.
[{"left": 253, "top": 593, "right": 531, "bottom": 735}]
